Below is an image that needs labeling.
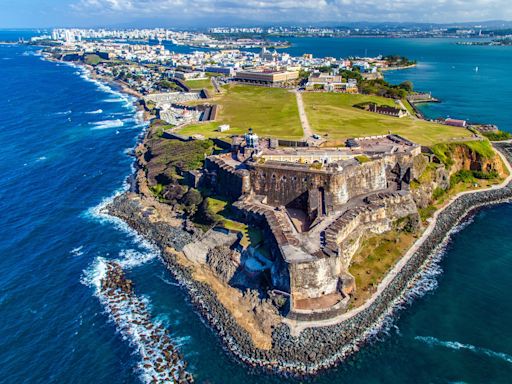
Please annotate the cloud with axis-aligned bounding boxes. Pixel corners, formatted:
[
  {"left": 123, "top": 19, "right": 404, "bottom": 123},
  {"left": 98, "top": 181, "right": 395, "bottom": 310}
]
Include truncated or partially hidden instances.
[{"left": 70, "top": 0, "right": 512, "bottom": 23}]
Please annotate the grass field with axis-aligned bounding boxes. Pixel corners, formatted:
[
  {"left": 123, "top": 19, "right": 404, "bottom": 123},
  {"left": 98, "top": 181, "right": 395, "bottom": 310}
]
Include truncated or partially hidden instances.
[
  {"left": 178, "top": 85, "right": 303, "bottom": 139},
  {"left": 302, "top": 93, "right": 474, "bottom": 146},
  {"left": 185, "top": 78, "right": 215, "bottom": 93}
]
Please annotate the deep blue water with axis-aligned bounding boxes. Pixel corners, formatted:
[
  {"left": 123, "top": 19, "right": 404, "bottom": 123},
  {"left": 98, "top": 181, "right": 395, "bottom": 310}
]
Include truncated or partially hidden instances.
[{"left": 1, "top": 34, "right": 512, "bottom": 383}]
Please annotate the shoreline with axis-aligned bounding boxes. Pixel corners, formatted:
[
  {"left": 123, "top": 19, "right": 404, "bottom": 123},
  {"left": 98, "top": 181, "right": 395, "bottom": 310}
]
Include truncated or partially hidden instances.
[
  {"left": 40, "top": 51, "right": 512, "bottom": 376},
  {"left": 380, "top": 63, "right": 417, "bottom": 71}
]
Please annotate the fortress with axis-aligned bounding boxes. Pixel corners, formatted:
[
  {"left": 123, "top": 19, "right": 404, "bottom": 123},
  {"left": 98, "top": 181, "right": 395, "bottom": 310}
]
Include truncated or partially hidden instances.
[{"left": 203, "top": 131, "right": 422, "bottom": 320}]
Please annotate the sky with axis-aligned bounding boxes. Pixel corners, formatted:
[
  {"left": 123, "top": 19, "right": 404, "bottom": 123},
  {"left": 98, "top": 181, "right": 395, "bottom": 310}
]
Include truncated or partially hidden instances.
[{"left": 1, "top": 0, "right": 512, "bottom": 28}]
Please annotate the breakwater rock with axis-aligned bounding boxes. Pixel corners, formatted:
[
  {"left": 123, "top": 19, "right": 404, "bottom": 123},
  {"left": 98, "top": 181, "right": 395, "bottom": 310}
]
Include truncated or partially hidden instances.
[
  {"left": 99, "top": 261, "right": 194, "bottom": 383},
  {"left": 105, "top": 143, "right": 512, "bottom": 376}
]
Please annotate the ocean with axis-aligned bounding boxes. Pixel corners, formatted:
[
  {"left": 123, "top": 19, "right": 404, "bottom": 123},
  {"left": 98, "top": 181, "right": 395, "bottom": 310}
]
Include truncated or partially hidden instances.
[{"left": 1, "top": 32, "right": 512, "bottom": 383}]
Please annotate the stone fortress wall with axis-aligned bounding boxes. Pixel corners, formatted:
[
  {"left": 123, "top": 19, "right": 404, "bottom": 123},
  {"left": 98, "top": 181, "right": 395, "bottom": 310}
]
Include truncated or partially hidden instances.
[{"left": 204, "top": 134, "right": 423, "bottom": 318}]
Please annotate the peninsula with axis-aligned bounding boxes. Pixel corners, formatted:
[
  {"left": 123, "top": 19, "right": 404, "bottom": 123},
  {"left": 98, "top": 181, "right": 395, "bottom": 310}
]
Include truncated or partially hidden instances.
[{"left": 38, "top": 32, "right": 512, "bottom": 376}]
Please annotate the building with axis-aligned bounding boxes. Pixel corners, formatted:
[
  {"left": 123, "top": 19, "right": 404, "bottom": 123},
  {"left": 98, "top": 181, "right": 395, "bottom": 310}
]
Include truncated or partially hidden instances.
[
  {"left": 445, "top": 118, "right": 467, "bottom": 127},
  {"left": 305, "top": 72, "right": 358, "bottom": 93},
  {"left": 234, "top": 70, "right": 299, "bottom": 85},
  {"left": 367, "top": 103, "right": 408, "bottom": 118},
  {"left": 174, "top": 71, "right": 207, "bottom": 81},
  {"left": 204, "top": 66, "right": 235, "bottom": 76}
]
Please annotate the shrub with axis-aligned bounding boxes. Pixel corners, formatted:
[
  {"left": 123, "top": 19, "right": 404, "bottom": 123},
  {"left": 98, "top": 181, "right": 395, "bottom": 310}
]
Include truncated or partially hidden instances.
[
  {"left": 432, "top": 187, "right": 446, "bottom": 200},
  {"left": 483, "top": 130, "right": 512, "bottom": 141},
  {"left": 355, "top": 155, "right": 371, "bottom": 164},
  {"left": 419, "top": 205, "right": 437, "bottom": 221}
]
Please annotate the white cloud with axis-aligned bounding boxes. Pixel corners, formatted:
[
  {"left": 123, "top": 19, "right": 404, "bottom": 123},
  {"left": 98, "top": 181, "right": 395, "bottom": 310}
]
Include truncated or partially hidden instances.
[{"left": 70, "top": 0, "right": 512, "bottom": 23}]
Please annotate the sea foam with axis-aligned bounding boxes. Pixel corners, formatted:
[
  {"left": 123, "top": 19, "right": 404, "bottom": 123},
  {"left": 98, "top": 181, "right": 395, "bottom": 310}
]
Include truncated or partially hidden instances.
[
  {"left": 415, "top": 336, "right": 512, "bottom": 364},
  {"left": 90, "top": 119, "right": 124, "bottom": 130},
  {"left": 85, "top": 109, "right": 103, "bottom": 115}
]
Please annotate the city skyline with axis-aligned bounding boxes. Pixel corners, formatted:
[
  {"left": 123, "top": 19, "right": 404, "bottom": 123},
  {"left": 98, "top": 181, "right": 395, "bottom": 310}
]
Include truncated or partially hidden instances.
[{"left": 2, "top": 0, "right": 512, "bottom": 28}]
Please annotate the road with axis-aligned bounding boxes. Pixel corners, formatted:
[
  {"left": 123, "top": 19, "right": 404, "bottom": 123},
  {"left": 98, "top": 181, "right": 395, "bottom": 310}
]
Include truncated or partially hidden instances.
[{"left": 293, "top": 90, "right": 313, "bottom": 139}]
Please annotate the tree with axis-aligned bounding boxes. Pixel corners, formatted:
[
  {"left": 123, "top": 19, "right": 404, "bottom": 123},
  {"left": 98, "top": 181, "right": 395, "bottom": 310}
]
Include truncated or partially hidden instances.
[
  {"left": 182, "top": 188, "right": 203, "bottom": 214},
  {"left": 399, "top": 80, "right": 414, "bottom": 92},
  {"left": 194, "top": 198, "right": 221, "bottom": 226}
]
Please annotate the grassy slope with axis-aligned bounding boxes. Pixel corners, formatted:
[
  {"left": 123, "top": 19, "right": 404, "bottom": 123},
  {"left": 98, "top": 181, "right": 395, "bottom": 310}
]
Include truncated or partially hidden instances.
[
  {"left": 302, "top": 93, "right": 473, "bottom": 146},
  {"left": 348, "top": 230, "right": 417, "bottom": 307},
  {"left": 178, "top": 85, "right": 303, "bottom": 140},
  {"left": 431, "top": 140, "right": 495, "bottom": 166}
]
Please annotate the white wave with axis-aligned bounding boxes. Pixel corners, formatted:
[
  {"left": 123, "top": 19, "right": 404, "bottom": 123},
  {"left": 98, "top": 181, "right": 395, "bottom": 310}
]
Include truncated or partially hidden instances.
[
  {"left": 85, "top": 109, "right": 103, "bottom": 114},
  {"left": 70, "top": 63, "right": 136, "bottom": 111},
  {"left": 135, "top": 110, "right": 145, "bottom": 124},
  {"left": 90, "top": 119, "right": 124, "bottom": 130},
  {"left": 36, "top": 156, "right": 48, "bottom": 162},
  {"left": 83, "top": 186, "right": 159, "bottom": 265},
  {"left": 103, "top": 97, "right": 125, "bottom": 103},
  {"left": 70, "top": 245, "right": 84, "bottom": 257},
  {"left": 80, "top": 256, "right": 108, "bottom": 290},
  {"left": 415, "top": 336, "right": 512, "bottom": 364},
  {"left": 156, "top": 273, "right": 180, "bottom": 287},
  {"left": 54, "top": 110, "right": 72, "bottom": 116},
  {"left": 117, "top": 248, "right": 159, "bottom": 270}
]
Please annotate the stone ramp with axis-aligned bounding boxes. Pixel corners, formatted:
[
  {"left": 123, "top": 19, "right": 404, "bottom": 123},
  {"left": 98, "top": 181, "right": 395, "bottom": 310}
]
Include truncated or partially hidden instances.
[{"left": 183, "top": 228, "right": 238, "bottom": 264}]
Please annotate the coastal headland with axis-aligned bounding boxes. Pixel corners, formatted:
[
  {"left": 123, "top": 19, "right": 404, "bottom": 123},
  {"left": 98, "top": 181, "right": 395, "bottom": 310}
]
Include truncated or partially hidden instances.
[
  {"left": 38, "top": 37, "right": 512, "bottom": 377},
  {"left": 104, "top": 141, "right": 512, "bottom": 375}
]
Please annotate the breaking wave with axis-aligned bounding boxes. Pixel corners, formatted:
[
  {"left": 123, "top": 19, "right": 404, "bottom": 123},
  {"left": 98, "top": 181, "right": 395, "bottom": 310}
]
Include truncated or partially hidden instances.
[
  {"left": 54, "top": 110, "right": 72, "bottom": 116},
  {"left": 90, "top": 119, "right": 124, "bottom": 130},
  {"left": 85, "top": 109, "right": 103, "bottom": 115},
  {"left": 415, "top": 336, "right": 512, "bottom": 364}
]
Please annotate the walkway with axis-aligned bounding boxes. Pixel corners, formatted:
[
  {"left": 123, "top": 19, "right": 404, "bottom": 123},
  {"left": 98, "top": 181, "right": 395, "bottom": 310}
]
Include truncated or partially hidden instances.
[{"left": 293, "top": 90, "right": 313, "bottom": 139}]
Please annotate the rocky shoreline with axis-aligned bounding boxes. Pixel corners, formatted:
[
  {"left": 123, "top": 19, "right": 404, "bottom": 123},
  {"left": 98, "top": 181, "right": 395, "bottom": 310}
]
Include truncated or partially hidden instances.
[
  {"left": 99, "top": 260, "right": 194, "bottom": 383},
  {"left": 104, "top": 143, "right": 512, "bottom": 376}
]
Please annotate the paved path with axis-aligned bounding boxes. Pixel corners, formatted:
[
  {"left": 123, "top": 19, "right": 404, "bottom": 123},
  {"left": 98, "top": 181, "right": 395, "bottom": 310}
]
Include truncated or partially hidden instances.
[
  {"left": 294, "top": 90, "right": 313, "bottom": 139},
  {"left": 284, "top": 144, "right": 512, "bottom": 335}
]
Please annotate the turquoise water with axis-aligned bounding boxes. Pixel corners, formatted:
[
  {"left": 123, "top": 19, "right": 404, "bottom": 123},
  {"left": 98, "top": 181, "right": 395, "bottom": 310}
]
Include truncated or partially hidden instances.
[{"left": 0, "top": 33, "right": 512, "bottom": 383}]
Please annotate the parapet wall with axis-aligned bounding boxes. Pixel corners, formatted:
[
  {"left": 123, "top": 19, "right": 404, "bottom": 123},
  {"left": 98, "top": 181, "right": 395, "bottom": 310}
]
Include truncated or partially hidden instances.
[
  {"left": 205, "top": 156, "right": 250, "bottom": 200},
  {"left": 249, "top": 158, "right": 390, "bottom": 215},
  {"left": 324, "top": 191, "right": 418, "bottom": 268}
]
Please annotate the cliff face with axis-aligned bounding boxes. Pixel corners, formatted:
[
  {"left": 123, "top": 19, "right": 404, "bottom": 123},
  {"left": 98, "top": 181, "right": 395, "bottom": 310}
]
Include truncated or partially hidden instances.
[
  {"left": 450, "top": 144, "right": 505, "bottom": 176},
  {"left": 411, "top": 142, "right": 505, "bottom": 208}
]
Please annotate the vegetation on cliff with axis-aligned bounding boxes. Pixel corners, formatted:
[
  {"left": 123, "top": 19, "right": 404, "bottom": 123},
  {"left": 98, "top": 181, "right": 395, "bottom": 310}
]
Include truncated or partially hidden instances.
[
  {"left": 143, "top": 127, "right": 215, "bottom": 215},
  {"left": 483, "top": 130, "right": 512, "bottom": 141},
  {"left": 431, "top": 140, "right": 495, "bottom": 167}
]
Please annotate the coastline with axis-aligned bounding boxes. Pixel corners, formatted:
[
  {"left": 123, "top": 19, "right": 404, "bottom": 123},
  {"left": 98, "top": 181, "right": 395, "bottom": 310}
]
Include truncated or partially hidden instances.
[
  {"left": 42, "top": 51, "right": 512, "bottom": 376},
  {"left": 380, "top": 63, "right": 417, "bottom": 71}
]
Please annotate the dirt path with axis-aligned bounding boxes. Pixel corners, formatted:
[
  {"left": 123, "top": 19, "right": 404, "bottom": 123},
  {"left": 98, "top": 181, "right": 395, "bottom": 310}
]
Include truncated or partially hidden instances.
[{"left": 294, "top": 90, "right": 313, "bottom": 139}]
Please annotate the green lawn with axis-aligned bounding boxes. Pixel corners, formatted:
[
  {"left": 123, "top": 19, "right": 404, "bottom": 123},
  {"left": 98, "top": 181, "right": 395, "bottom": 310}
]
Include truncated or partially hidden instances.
[
  {"left": 302, "top": 93, "right": 473, "bottom": 146},
  {"left": 178, "top": 85, "right": 303, "bottom": 140},
  {"left": 185, "top": 78, "right": 215, "bottom": 92}
]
